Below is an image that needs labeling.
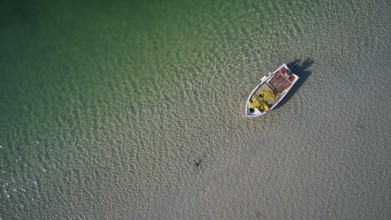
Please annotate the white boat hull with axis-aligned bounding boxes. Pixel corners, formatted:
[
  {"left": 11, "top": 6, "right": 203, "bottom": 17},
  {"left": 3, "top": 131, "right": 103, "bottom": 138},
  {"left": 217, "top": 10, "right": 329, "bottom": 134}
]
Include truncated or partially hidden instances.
[{"left": 245, "top": 64, "right": 299, "bottom": 117}]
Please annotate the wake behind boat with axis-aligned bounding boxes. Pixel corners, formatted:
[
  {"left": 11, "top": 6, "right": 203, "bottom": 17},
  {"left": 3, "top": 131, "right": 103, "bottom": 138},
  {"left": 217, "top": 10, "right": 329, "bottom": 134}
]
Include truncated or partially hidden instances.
[{"left": 245, "top": 63, "right": 299, "bottom": 117}]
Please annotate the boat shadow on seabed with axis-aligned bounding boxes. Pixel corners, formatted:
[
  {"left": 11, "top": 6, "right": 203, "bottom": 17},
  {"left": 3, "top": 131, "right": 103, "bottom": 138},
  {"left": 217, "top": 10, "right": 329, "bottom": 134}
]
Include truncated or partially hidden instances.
[{"left": 274, "top": 58, "right": 315, "bottom": 109}]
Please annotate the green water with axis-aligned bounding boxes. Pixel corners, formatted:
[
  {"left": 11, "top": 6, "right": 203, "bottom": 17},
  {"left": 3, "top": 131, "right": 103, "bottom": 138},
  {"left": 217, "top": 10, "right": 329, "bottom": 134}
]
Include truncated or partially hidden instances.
[{"left": 1, "top": 0, "right": 391, "bottom": 219}]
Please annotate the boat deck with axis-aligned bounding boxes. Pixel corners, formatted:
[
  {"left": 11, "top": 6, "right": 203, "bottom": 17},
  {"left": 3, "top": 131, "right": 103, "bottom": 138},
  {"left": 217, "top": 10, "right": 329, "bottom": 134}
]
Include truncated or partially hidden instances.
[{"left": 268, "top": 72, "right": 294, "bottom": 93}]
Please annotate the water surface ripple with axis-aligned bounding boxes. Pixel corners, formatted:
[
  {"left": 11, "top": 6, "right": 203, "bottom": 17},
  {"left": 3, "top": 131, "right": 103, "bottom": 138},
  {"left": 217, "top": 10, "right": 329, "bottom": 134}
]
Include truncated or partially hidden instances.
[{"left": 1, "top": 0, "right": 391, "bottom": 219}]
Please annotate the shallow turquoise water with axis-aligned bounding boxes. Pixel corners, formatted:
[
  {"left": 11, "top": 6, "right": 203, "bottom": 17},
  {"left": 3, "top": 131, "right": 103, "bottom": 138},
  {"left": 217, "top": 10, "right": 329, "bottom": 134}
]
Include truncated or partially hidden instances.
[{"left": 1, "top": 0, "right": 391, "bottom": 219}]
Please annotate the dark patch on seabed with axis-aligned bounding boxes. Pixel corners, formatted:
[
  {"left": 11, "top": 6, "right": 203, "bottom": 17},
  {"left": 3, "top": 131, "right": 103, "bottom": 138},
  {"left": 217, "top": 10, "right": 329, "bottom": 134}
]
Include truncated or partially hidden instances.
[{"left": 0, "top": 0, "right": 36, "bottom": 29}]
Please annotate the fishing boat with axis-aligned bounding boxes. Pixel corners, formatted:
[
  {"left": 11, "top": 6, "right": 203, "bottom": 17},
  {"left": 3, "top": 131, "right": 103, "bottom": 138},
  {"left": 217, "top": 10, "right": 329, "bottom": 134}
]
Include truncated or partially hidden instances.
[{"left": 245, "top": 63, "right": 299, "bottom": 117}]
